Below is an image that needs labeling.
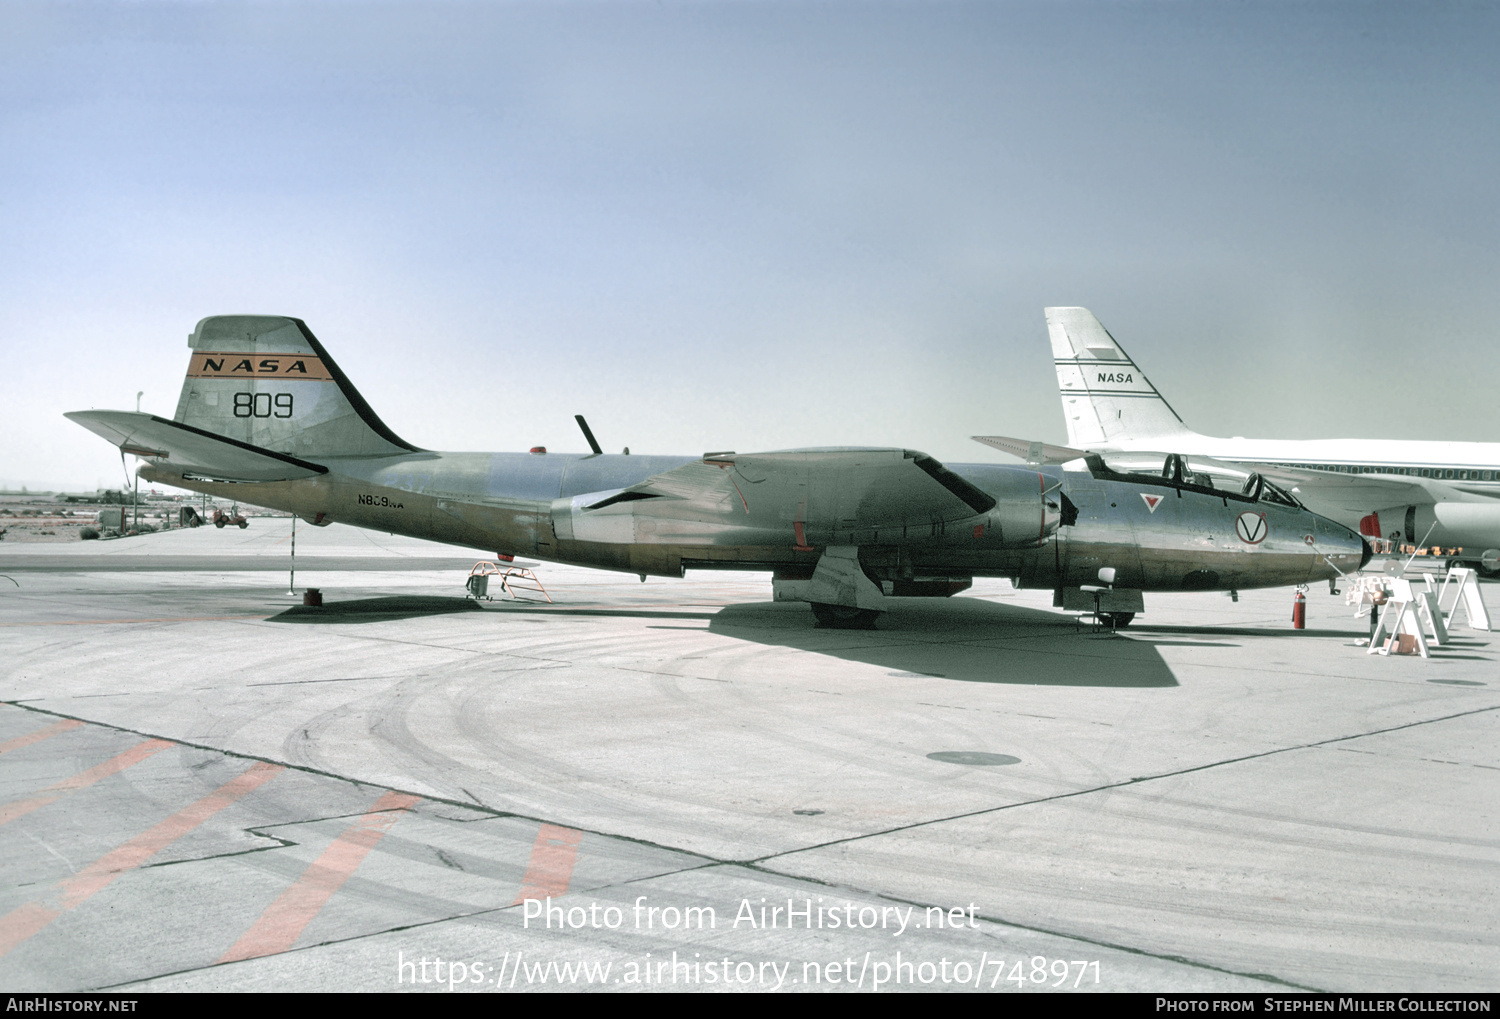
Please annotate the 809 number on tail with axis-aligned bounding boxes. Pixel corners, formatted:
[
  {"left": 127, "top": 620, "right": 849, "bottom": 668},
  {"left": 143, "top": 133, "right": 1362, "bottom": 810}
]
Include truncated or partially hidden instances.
[{"left": 233, "top": 393, "right": 293, "bottom": 418}]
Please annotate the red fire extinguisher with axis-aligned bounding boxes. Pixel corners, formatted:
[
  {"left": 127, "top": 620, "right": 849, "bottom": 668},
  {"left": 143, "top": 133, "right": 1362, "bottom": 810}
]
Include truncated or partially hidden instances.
[{"left": 1292, "top": 589, "right": 1306, "bottom": 629}]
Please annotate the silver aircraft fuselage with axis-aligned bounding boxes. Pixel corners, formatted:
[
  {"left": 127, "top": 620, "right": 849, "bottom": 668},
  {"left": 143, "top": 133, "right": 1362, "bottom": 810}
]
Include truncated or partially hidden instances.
[{"left": 140, "top": 448, "right": 1366, "bottom": 593}]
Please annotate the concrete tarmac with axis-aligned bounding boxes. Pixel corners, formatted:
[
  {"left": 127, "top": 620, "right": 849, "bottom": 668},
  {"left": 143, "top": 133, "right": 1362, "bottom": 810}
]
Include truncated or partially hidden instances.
[{"left": 0, "top": 523, "right": 1495, "bottom": 992}]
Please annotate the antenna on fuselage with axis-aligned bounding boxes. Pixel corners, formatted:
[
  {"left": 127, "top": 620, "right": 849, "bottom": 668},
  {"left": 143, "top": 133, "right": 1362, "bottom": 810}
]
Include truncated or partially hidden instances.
[{"left": 574, "top": 414, "right": 604, "bottom": 456}]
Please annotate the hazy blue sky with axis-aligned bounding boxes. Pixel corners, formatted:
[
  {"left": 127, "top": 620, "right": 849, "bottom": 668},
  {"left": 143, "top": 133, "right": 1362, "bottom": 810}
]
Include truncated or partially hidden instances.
[{"left": 3, "top": 1, "right": 1498, "bottom": 491}]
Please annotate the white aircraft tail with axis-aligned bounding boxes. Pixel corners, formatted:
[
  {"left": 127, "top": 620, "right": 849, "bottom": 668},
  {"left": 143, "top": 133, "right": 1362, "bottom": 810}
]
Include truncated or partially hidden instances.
[{"left": 1046, "top": 307, "right": 1195, "bottom": 448}]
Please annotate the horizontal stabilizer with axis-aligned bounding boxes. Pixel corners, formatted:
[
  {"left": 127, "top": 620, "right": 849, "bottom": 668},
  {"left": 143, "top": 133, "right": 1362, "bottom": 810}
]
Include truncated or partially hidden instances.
[
  {"left": 65, "top": 410, "right": 327, "bottom": 483},
  {"left": 972, "top": 435, "right": 1088, "bottom": 464}
]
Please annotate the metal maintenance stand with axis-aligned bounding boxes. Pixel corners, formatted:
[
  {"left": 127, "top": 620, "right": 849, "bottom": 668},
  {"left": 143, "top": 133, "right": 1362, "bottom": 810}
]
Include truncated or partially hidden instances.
[{"left": 466, "top": 560, "right": 553, "bottom": 604}]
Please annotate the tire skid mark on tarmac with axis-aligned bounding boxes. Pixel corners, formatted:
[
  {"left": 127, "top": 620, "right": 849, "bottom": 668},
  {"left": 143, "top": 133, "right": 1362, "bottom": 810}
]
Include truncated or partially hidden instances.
[
  {"left": 0, "top": 700, "right": 1330, "bottom": 993},
  {"left": 0, "top": 699, "right": 718, "bottom": 861},
  {"left": 0, "top": 702, "right": 717, "bottom": 989},
  {"left": 0, "top": 760, "right": 285, "bottom": 958},
  {"left": 745, "top": 702, "right": 1500, "bottom": 864}
]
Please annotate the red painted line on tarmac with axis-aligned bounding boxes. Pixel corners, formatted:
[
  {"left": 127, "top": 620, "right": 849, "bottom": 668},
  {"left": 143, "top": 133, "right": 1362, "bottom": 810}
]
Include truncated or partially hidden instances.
[
  {"left": 217, "top": 790, "right": 422, "bottom": 964},
  {"left": 0, "top": 615, "right": 269, "bottom": 628},
  {"left": 0, "top": 903, "right": 61, "bottom": 958},
  {"left": 59, "top": 762, "right": 284, "bottom": 909},
  {"left": 2, "top": 795, "right": 62, "bottom": 825},
  {"left": 0, "top": 719, "right": 82, "bottom": 755},
  {"left": 512, "top": 824, "right": 584, "bottom": 904},
  {"left": 0, "top": 739, "right": 172, "bottom": 828},
  {"left": 46, "top": 739, "right": 173, "bottom": 792},
  {"left": 0, "top": 761, "right": 284, "bottom": 958}
]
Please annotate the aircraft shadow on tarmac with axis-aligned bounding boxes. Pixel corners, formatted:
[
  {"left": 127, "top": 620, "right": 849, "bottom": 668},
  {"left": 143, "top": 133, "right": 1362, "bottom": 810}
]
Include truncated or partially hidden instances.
[
  {"left": 268, "top": 595, "right": 484, "bottom": 623},
  {"left": 709, "top": 598, "right": 1180, "bottom": 688}
]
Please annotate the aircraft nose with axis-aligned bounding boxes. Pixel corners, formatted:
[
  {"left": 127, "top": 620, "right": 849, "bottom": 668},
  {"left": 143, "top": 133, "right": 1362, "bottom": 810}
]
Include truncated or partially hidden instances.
[{"left": 1313, "top": 517, "right": 1370, "bottom": 576}]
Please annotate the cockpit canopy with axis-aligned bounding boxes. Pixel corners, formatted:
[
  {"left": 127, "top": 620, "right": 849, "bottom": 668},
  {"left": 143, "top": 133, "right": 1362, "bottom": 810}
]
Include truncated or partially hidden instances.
[
  {"left": 1082, "top": 451, "right": 1301, "bottom": 507},
  {"left": 1238, "top": 471, "right": 1299, "bottom": 507}
]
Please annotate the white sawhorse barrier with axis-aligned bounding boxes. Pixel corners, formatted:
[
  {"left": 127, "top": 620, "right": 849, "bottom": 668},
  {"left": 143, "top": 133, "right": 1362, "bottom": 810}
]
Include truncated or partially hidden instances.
[
  {"left": 1437, "top": 567, "right": 1492, "bottom": 631},
  {"left": 1366, "top": 578, "right": 1434, "bottom": 658},
  {"left": 1351, "top": 567, "right": 1492, "bottom": 657}
]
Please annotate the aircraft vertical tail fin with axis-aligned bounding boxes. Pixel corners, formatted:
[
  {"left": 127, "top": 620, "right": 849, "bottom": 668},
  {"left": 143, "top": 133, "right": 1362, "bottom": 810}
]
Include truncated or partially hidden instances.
[
  {"left": 171, "top": 316, "right": 419, "bottom": 458},
  {"left": 1046, "top": 307, "right": 1194, "bottom": 448}
]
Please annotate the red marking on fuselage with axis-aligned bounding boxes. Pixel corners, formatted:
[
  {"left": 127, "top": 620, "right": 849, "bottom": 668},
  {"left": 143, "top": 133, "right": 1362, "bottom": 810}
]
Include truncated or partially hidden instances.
[
  {"left": 793, "top": 520, "right": 813, "bottom": 552},
  {"left": 1038, "top": 473, "right": 1046, "bottom": 545}
]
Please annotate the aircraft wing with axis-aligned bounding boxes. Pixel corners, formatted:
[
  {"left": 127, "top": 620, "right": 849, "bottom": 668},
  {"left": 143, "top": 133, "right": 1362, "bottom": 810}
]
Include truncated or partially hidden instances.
[
  {"left": 65, "top": 410, "right": 328, "bottom": 483},
  {"left": 1087, "top": 448, "right": 1472, "bottom": 514},
  {"left": 1244, "top": 464, "right": 1489, "bottom": 514},
  {"left": 976, "top": 436, "right": 1462, "bottom": 513},
  {"left": 972, "top": 435, "right": 1088, "bottom": 464},
  {"left": 587, "top": 448, "right": 996, "bottom": 526}
]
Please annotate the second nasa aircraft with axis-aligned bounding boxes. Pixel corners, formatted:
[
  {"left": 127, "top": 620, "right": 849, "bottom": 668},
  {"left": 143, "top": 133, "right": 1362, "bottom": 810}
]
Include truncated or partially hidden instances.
[
  {"left": 66, "top": 315, "right": 1366, "bottom": 627},
  {"left": 1022, "top": 307, "right": 1500, "bottom": 574}
]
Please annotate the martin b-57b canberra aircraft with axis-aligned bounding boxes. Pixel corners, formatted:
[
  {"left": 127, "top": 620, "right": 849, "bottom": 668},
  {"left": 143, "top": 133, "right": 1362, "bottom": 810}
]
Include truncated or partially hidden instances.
[{"left": 68, "top": 315, "right": 1368, "bottom": 627}]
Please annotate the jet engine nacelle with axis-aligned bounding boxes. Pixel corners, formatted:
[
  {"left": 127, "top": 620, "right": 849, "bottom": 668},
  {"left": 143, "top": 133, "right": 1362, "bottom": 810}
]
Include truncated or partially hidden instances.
[
  {"left": 963, "top": 464, "right": 1064, "bottom": 548},
  {"left": 1371, "top": 503, "right": 1500, "bottom": 551}
]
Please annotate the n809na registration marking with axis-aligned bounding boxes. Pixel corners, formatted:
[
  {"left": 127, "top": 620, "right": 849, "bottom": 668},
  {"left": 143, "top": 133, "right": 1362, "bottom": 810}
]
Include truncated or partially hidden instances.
[{"left": 357, "top": 494, "right": 403, "bottom": 509}]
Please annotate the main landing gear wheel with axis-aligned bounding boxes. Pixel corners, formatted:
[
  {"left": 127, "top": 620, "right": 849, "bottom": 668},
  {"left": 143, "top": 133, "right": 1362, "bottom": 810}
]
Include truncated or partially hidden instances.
[
  {"left": 1467, "top": 554, "right": 1500, "bottom": 580},
  {"left": 1097, "top": 611, "right": 1135, "bottom": 628},
  {"left": 810, "top": 603, "right": 882, "bottom": 629}
]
